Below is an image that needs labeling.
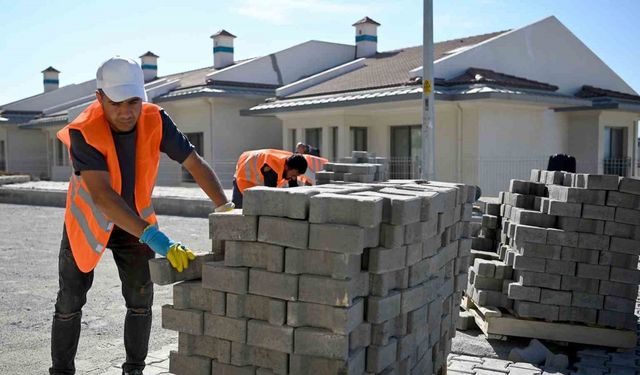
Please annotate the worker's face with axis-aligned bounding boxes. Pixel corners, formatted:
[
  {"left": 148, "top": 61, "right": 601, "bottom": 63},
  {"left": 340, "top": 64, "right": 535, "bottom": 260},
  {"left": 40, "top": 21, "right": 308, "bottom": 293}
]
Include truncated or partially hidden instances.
[
  {"left": 96, "top": 91, "right": 142, "bottom": 132},
  {"left": 295, "top": 145, "right": 306, "bottom": 154},
  {"left": 285, "top": 168, "right": 301, "bottom": 180}
]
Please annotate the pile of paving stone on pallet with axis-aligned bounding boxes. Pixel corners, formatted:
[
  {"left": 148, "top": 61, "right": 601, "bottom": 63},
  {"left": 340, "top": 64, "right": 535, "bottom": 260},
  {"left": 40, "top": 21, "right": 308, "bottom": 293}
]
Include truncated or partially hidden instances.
[
  {"left": 316, "top": 151, "right": 389, "bottom": 184},
  {"left": 470, "top": 198, "right": 502, "bottom": 259},
  {"left": 154, "top": 179, "right": 476, "bottom": 375},
  {"left": 466, "top": 169, "right": 640, "bottom": 334}
]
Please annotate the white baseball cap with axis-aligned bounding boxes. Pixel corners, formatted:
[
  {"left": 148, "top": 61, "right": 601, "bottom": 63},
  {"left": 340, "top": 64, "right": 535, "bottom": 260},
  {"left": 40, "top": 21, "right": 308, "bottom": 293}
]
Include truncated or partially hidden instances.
[{"left": 96, "top": 57, "right": 148, "bottom": 102}]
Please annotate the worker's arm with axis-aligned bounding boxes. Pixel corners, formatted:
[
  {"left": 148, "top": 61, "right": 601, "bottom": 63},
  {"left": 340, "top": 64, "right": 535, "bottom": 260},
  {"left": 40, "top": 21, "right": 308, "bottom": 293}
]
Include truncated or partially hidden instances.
[
  {"left": 81, "top": 170, "right": 148, "bottom": 237},
  {"left": 182, "top": 150, "right": 230, "bottom": 208}
]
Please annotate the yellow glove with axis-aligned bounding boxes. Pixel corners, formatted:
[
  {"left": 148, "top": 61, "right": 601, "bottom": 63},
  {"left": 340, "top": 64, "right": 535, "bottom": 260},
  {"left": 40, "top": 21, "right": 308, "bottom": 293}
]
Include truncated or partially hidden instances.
[
  {"left": 166, "top": 243, "right": 196, "bottom": 273},
  {"left": 214, "top": 201, "right": 235, "bottom": 213}
]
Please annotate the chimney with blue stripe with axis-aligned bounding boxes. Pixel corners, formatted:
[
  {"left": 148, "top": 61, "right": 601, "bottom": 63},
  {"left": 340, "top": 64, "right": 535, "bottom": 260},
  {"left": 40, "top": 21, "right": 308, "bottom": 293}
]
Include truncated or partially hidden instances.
[
  {"left": 140, "top": 51, "right": 159, "bottom": 82},
  {"left": 353, "top": 17, "right": 380, "bottom": 58},
  {"left": 42, "top": 66, "right": 60, "bottom": 92},
  {"left": 211, "top": 29, "right": 236, "bottom": 69}
]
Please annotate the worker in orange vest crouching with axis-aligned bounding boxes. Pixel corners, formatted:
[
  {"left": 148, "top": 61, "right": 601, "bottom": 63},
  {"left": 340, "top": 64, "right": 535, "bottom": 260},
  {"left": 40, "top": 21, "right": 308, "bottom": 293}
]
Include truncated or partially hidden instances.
[
  {"left": 50, "top": 57, "right": 233, "bottom": 375},
  {"left": 232, "top": 149, "right": 309, "bottom": 208}
]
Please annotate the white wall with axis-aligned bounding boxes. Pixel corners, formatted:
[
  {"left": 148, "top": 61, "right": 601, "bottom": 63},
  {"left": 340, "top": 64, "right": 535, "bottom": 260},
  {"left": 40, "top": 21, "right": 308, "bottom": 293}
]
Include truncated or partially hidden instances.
[
  {"left": 6, "top": 127, "right": 49, "bottom": 178},
  {"left": 434, "top": 16, "right": 636, "bottom": 95},
  {"left": 567, "top": 111, "right": 601, "bottom": 174}
]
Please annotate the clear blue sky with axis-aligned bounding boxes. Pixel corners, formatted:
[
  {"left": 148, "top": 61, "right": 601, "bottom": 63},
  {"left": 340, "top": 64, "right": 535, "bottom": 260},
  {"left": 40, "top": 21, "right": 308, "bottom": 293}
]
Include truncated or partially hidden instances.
[{"left": 1, "top": 0, "right": 639, "bottom": 105}]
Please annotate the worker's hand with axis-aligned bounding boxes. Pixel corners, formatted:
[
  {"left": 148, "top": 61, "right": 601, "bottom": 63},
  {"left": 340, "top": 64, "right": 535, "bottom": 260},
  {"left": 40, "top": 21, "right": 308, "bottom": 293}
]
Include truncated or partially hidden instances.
[
  {"left": 214, "top": 201, "right": 235, "bottom": 213},
  {"left": 166, "top": 243, "right": 196, "bottom": 272}
]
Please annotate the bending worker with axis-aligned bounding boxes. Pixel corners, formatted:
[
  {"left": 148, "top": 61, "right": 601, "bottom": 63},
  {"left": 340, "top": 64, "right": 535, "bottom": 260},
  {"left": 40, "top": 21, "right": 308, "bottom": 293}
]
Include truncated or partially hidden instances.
[
  {"left": 50, "top": 57, "right": 233, "bottom": 375},
  {"left": 232, "top": 149, "right": 308, "bottom": 208}
]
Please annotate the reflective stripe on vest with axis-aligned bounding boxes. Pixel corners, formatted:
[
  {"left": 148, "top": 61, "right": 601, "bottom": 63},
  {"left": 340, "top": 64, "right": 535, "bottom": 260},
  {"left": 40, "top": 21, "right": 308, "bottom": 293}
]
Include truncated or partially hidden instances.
[
  {"left": 140, "top": 204, "right": 155, "bottom": 220},
  {"left": 72, "top": 175, "right": 113, "bottom": 232}
]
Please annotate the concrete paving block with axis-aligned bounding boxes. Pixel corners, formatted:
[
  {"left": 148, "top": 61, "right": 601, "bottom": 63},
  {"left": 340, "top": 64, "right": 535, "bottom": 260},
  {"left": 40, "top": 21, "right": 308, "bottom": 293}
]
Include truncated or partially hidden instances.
[
  {"left": 603, "top": 295, "right": 636, "bottom": 313},
  {"left": 367, "top": 290, "right": 402, "bottom": 324},
  {"left": 173, "top": 280, "right": 225, "bottom": 314},
  {"left": 226, "top": 294, "right": 286, "bottom": 325},
  {"left": 309, "top": 193, "right": 383, "bottom": 228},
  {"left": 608, "top": 236, "right": 640, "bottom": 255},
  {"left": 513, "top": 254, "right": 546, "bottom": 272},
  {"left": 507, "top": 282, "right": 541, "bottom": 302},
  {"left": 406, "top": 242, "right": 423, "bottom": 267},
  {"left": 513, "top": 301, "right": 559, "bottom": 321},
  {"left": 247, "top": 319, "right": 294, "bottom": 354},
  {"left": 482, "top": 214, "right": 499, "bottom": 229},
  {"left": 540, "top": 198, "right": 582, "bottom": 218},
  {"left": 577, "top": 233, "right": 610, "bottom": 251},
  {"left": 560, "top": 275, "right": 600, "bottom": 294},
  {"left": 598, "top": 250, "right": 638, "bottom": 269},
  {"left": 289, "top": 347, "right": 366, "bottom": 375},
  {"left": 618, "top": 177, "right": 640, "bottom": 195},
  {"left": 545, "top": 229, "right": 578, "bottom": 248},
  {"left": 380, "top": 187, "right": 440, "bottom": 222},
  {"left": 248, "top": 269, "right": 298, "bottom": 301},
  {"left": 369, "top": 268, "right": 409, "bottom": 297},
  {"left": 284, "top": 247, "right": 361, "bottom": 279},
  {"left": 371, "top": 313, "right": 407, "bottom": 346},
  {"left": 211, "top": 360, "right": 257, "bottom": 375},
  {"left": 530, "top": 169, "right": 542, "bottom": 182},
  {"left": 308, "top": 223, "right": 365, "bottom": 254},
  {"left": 230, "top": 342, "right": 288, "bottom": 374},
  {"left": 609, "top": 266, "right": 640, "bottom": 284},
  {"left": 178, "top": 332, "right": 230, "bottom": 361},
  {"left": 243, "top": 186, "right": 321, "bottom": 219},
  {"left": 545, "top": 259, "right": 576, "bottom": 276},
  {"left": 514, "top": 209, "right": 557, "bottom": 228},
  {"left": 404, "top": 221, "right": 423, "bottom": 245},
  {"left": 380, "top": 223, "right": 405, "bottom": 248},
  {"left": 514, "top": 224, "right": 547, "bottom": 244},
  {"left": 607, "top": 191, "right": 640, "bottom": 212},
  {"left": 352, "top": 191, "right": 422, "bottom": 225},
  {"left": 287, "top": 298, "right": 364, "bottom": 334},
  {"left": 225, "top": 241, "right": 285, "bottom": 272},
  {"left": 560, "top": 247, "right": 599, "bottom": 264},
  {"left": 597, "top": 310, "right": 637, "bottom": 330},
  {"left": 583, "top": 174, "right": 620, "bottom": 191},
  {"left": 599, "top": 280, "right": 639, "bottom": 299},
  {"left": 367, "top": 246, "right": 407, "bottom": 274},
  {"left": 615, "top": 207, "right": 640, "bottom": 225},
  {"left": 510, "top": 179, "right": 531, "bottom": 195},
  {"left": 202, "top": 262, "right": 249, "bottom": 294},
  {"left": 299, "top": 272, "right": 368, "bottom": 307},
  {"left": 582, "top": 204, "right": 615, "bottom": 221},
  {"left": 571, "top": 292, "right": 604, "bottom": 309},
  {"left": 349, "top": 322, "right": 371, "bottom": 351},
  {"left": 401, "top": 280, "right": 436, "bottom": 313},
  {"left": 258, "top": 216, "right": 309, "bottom": 249},
  {"left": 558, "top": 306, "right": 597, "bottom": 324},
  {"left": 169, "top": 351, "right": 211, "bottom": 375},
  {"left": 603, "top": 221, "right": 640, "bottom": 240},
  {"left": 162, "top": 305, "right": 203, "bottom": 335},
  {"left": 576, "top": 263, "right": 610, "bottom": 280},
  {"left": 364, "top": 225, "right": 380, "bottom": 248},
  {"left": 294, "top": 326, "right": 349, "bottom": 360},
  {"left": 470, "top": 272, "right": 503, "bottom": 291},
  {"left": 473, "top": 258, "right": 496, "bottom": 277},
  {"left": 210, "top": 210, "right": 258, "bottom": 241},
  {"left": 204, "top": 312, "right": 248, "bottom": 343},
  {"left": 549, "top": 185, "right": 607, "bottom": 205},
  {"left": 540, "top": 289, "right": 572, "bottom": 306},
  {"left": 366, "top": 338, "right": 398, "bottom": 373},
  {"left": 516, "top": 241, "right": 562, "bottom": 260},
  {"left": 423, "top": 234, "right": 442, "bottom": 259},
  {"left": 515, "top": 270, "right": 561, "bottom": 290},
  {"left": 149, "top": 254, "right": 216, "bottom": 285},
  {"left": 557, "top": 217, "right": 604, "bottom": 234}
]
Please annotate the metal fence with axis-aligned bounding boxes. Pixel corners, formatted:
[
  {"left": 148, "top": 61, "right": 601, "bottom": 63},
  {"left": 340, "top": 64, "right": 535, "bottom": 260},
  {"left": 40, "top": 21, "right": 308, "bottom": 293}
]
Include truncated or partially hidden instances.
[{"left": 603, "top": 158, "right": 632, "bottom": 177}]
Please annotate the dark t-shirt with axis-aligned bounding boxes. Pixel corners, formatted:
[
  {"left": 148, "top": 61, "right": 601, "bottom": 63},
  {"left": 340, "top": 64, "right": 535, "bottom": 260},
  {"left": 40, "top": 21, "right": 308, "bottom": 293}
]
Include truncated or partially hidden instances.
[{"left": 69, "top": 109, "right": 194, "bottom": 211}]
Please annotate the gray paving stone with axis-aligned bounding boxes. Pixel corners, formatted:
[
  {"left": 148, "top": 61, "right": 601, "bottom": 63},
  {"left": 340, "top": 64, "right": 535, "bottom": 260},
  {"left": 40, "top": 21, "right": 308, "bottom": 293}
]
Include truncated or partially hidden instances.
[
  {"left": 258, "top": 216, "right": 309, "bottom": 249},
  {"left": 609, "top": 236, "right": 640, "bottom": 255},
  {"left": 577, "top": 233, "right": 610, "bottom": 251},
  {"left": 571, "top": 292, "right": 604, "bottom": 309},
  {"left": 247, "top": 319, "right": 294, "bottom": 354},
  {"left": 298, "top": 272, "right": 369, "bottom": 307},
  {"left": 546, "top": 229, "right": 579, "bottom": 248},
  {"left": 576, "top": 263, "right": 610, "bottom": 280},
  {"left": 204, "top": 312, "right": 248, "bottom": 343},
  {"left": 161, "top": 305, "right": 203, "bottom": 336},
  {"left": 545, "top": 259, "right": 576, "bottom": 276},
  {"left": 352, "top": 190, "right": 422, "bottom": 225},
  {"left": 169, "top": 351, "right": 211, "bottom": 375},
  {"left": 202, "top": 262, "right": 249, "bottom": 294},
  {"left": 540, "top": 289, "right": 572, "bottom": 306},
  {"left": 581, "top": 204, "right": 615, "bottom": 221},
  {"left": 293, "top": 326, "right": 349, "bottom": 360},
  {"left": 309, "top": 192, "right": 383, "bottom": 228},
  {"left": 287, "top": 298, "right": 364, "bottom": 334},
  {"left": 225, "top": 241, "right": 285, "bottom": 272},
  {"left": 367, "top": 246, "right": 407, "bottom": 274},
  {"left": 284, "top": 247, "right": 361, "bottom": 279},
  {"left": 173, "top": 280, "right": 225, "bottom": 314},
  {"left": 560, "top": 247, "right": 599, "bottom": 264},
  {"left": 248, "top": 269, "right": 298, "bottom": 301},
  {"left": 210, "top": 210, "right": 258, "bottom": 241},
  {"left": 230, "top": 342, "right": 288, "bottom": 374},
  {"left": 560, "top": 275, "right": 600, "bottom": 294}
]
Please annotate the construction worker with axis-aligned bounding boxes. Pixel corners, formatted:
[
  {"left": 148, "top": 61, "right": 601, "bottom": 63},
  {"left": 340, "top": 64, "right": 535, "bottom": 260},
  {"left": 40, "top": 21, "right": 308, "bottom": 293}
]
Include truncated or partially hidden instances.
[
  {"left": 299, "top": 153, "right": 329, "bottom": 186},
  {"left": 232, "top": 149, "right": 308, "bottom": 208},
  {"left": 50, "top": 57, "right": 233, "bottom": 375}
]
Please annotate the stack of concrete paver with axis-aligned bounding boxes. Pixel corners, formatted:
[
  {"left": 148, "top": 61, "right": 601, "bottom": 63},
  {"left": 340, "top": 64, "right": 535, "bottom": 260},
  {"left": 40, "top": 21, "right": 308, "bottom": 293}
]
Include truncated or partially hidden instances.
[
  {"left": 466, "top": 169, "right": 640, "bottom": 335},
  {"left": 316, "top": 151, "right": 389, "bottom": 184},
  {"left": 158, "top": 179, "right": 475, "bottom": 375}
]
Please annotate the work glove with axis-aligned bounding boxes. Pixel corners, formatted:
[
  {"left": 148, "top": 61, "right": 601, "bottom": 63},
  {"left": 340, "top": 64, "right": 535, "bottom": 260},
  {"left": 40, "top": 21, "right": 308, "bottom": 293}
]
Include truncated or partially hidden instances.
[
  {"left": 139, "top": 225, "right": 196, "bottom": 272},
  {"left": 214, "top": 201, "right": 235, "bottom": 212}
]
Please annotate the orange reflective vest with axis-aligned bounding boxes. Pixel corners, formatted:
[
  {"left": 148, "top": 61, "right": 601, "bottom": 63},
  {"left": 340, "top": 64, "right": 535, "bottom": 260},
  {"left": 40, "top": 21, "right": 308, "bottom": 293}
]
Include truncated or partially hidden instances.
[
  {"left": 57, "top": 100, "right": 163, "bottom": 272},
  {"left": 234, "top": 149, "right": 294, "bottom": 193},
  {"left": 299, "top": 154, "right": 329, "bottom": 185}
]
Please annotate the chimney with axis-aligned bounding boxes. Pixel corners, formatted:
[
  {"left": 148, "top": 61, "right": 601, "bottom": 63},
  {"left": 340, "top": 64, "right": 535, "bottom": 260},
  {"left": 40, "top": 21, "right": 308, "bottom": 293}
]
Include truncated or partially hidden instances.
[
  {"left": 210, "top": 29, "right": 236, "bottom": 69},
  {"left": 42, "top": 66, "right": 60, "bottom": 92},
  {"left": 140, "top": 51, "right": 159, "bottom": 82},
  {"left": 353, "top": 17, "right": 380, "bottom": 58}
]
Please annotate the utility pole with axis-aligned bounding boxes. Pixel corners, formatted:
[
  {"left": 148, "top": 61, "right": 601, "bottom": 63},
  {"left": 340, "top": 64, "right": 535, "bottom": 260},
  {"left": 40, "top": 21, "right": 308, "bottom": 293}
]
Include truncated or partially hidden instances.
[{"left": 421, "top": 0, "right": 435, "bottom": 180}]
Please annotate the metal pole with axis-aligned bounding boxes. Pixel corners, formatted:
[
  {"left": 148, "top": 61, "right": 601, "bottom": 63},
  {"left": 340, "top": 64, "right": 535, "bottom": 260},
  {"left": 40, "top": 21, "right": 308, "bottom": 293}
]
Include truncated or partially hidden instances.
[{"left": 421, "top": 0, "right": 435, "bottom": 180}]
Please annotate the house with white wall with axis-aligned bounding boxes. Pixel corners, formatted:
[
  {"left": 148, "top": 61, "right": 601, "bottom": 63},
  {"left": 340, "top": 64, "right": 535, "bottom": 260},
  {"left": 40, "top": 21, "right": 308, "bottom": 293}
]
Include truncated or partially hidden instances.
[
  {"left": 0, "top": 29, "right": 360, "bottom": 187},
  {"left": 246, "top": 16, "right": 640, "bottom": 196}
]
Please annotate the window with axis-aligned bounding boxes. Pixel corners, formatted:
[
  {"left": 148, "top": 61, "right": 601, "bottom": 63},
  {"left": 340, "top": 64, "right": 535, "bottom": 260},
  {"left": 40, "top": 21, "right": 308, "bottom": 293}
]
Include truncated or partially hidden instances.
[
  {"left": 603, "top": 127, "right": 629, "bottom": 176},
  {"left": 55, "top": 139, "right": 69, "bottom": 167},
  {"left": 0, "top": 140, "right": 5, "bottom": 171},
  {"left": 182, "top": 132, "right": 204, "bottom": 182},
  {"left": 390, "top": 125, "right": 422, "bottom": 179},
  {"left": 350, "top": 127, "right": 367, "bottom": 151},
  {"left": 305, "top": 128, "right": 322, "bottom": 154},
  {"left": 289, "top": 129, "right": 297, "bottom": 152},
  {"left": 331, "top": 127, "right": 338, "bottom": 161}
]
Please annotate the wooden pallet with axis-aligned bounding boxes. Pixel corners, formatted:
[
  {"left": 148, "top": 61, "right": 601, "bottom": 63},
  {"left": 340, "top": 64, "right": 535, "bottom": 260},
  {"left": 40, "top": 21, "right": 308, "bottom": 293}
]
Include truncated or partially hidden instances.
[{"left": 460, "top": 296, "right": 637, "bottom": 349}]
